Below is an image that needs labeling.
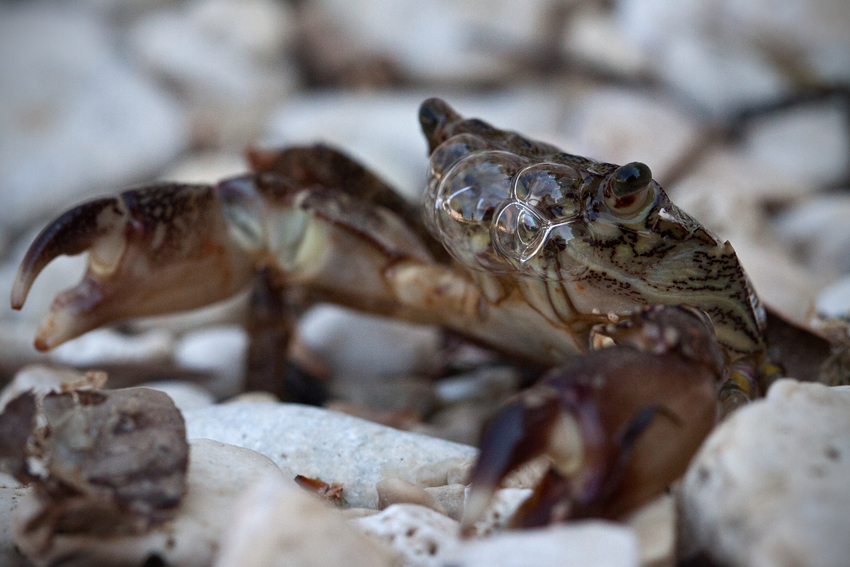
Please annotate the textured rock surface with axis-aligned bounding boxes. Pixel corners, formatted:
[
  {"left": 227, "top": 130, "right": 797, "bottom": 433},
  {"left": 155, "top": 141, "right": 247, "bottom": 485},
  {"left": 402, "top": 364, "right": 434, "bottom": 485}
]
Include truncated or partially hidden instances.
[
  {"left": 13, "top": 439, "right": 288, "bottom": 567},
  {"left": 353, "top": 503, "right": 459, "bottom": 567},
  {"left": 185, "top": 402, "right": 478, "bottom": 508},
  {"left": 215, "top": 475, "right": 398, "bottom": 567},
  {"left": 680, "top": 380, "right": 850, "bottom": 567},
  {"left": 442, "top": 521, "right": 640, "bottom": 567}
]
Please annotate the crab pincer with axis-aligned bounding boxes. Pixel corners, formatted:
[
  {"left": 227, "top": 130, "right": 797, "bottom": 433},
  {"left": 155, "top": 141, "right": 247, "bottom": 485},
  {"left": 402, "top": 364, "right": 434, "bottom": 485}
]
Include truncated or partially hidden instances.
[
  {"left": 462, "top": 305, "right": 724, "bottom": 532},
  {"left": 10, "top": 182, "right": 262, "bottom": 351}
]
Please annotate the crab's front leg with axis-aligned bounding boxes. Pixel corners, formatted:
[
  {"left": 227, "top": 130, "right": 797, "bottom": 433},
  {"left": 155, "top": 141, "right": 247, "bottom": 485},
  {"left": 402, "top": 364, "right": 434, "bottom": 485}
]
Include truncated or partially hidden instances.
[
  {"left": 462, "top": 305, "right": 724, "bottom": 530},
  {"left": 11, "top": 183, "right": 260, "bottom": 351}
]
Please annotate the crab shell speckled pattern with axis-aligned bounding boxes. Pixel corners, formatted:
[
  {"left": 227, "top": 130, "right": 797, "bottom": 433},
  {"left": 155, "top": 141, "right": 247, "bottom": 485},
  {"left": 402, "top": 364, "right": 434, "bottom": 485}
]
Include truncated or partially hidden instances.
[{"left": 419, "top": 98, "right": 766, "bottom": 363}]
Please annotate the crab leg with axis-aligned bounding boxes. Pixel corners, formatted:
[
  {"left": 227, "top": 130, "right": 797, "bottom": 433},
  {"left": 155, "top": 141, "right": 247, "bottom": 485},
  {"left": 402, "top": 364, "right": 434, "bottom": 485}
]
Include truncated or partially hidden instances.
[{"left": 11, "top": 169, "right": 584, "bottom": 360}]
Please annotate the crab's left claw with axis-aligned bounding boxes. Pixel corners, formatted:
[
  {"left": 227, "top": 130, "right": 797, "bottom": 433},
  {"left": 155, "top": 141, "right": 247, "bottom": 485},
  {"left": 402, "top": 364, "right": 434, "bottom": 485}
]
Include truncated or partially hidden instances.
[{"left": 11, "top": 183, "right": 258, "bottom": 350}]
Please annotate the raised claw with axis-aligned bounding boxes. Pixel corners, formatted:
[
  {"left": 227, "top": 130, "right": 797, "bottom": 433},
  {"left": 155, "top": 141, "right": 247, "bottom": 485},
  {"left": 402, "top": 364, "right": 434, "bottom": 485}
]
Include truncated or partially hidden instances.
[
  {"left": 462, "top": 305, "right": 722, "bottom": 531},
  {"left": 11, "top": 183, "right": 258, "bottom": 350}
]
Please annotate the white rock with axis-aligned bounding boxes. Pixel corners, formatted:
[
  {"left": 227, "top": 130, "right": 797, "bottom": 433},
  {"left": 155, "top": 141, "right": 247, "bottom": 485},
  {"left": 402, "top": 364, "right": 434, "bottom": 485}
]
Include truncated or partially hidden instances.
[
  {"left": 161, "top": 151, "right": 248, "bottom": 184},
  {"left": 215, "top": 475, "right": 397, "bottom": 567},
  {"left": 774, "top": 194, "right": 850, "bottom": 279},
  {"left": 443, "top": 521, "right": 640, "bottom": 567},
  {"left": 624, "top": 494, "right": 675, "bottom": 567},
  {"left": 264, "top": 90, "right": 566, "bottom": 201},
  {"left": 13, "top": 439, "right": 288, "bottom": 567},
  {"left": 561, "top": 87, "right": 700, "bottom": 180},
  {"left": 186, "top": 0, "right": 295, "bottom": 63},
  {"left": 817, "top": 275, "right": 850, "bottom": 320},
  {"left": 184, "top": 402, "right": 478, "bottom": 508},
  {"left": 0, "top": 4, "right": 187, "bottom": 232},
  {"left": 740, "top": 103, "right": 850, "bottom": 190},
  {"left": 298, "top": 304, "right": 440, "bottom": 386},
  {"left": 353, "top": 503, "right": 459, "bottom": 567},
  {"left": 0, "top": 484, "right": 31, "bottom": 567},
  {"left": 49, "top": 328, "right": 174, "bottom": 366},
  {"left": 463, "top": 487, "right": 533, "bottom": 537},
  {"left": 424, "top": 484, "right": 466, "bottom": 521},
  {"left": 129, "top": 1, "right": 296, "bottom": 148},
  {"left": 174, "top": 325, "right": 248, "bottom": 399},
  {"left": 435, "top": 367, "right": 520, "bottom": 405},
  {"left": 311, "top": 0, "right": 558, "bottom": 84},
  {"left": 680, "top": 379, "right": 850, "bottom": 567},
  {"left": 138, "top": 380, "right": 216, "bottom": 413},
  {"left": 377, "top": 478, "right": 447, "bottom": 516},
  {"left": 561, "top": 8, "right": 652, "bottom": 78}
]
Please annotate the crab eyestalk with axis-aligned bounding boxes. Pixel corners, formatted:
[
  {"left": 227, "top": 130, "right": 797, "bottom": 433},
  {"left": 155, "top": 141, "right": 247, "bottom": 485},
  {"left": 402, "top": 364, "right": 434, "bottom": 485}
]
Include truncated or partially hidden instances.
[{"left": 11, "top": 183, "right": 260, "bottom": 351}]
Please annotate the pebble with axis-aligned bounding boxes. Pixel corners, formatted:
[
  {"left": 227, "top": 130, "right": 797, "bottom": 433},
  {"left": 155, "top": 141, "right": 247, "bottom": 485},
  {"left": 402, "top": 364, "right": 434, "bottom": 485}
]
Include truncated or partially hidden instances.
[
  {"left": 353, "top": 503, "right": 460, "bottom": 567},
  {"left": 442, "top": 521, "right": 640, "bottom": 567},
  {"left": 423, "top": 484, "right": 466, "bottom": 521},
  {"left": 463, "top": 487, "right": 532, "bottom": 537},
  {"left": 13, "top": 439, "right": 288, "bottom": 567},
  {"left": 128, "top": 0, "right": 296, "bottom": 148},
  {"left": 679, "top": 379, "right": 850, "bottom": 567},
  {"left": 614, "top": 0, "right": 790, "bottom": 113},
  {"left": 740, "top": 102, "right": 850, "bottom": 190},
  {"left": 137, "top": 380, "right": 216, "bottom": 413},
  {"left": 309, "top": 0, "right": 558, "bottom": 84},
  {"left": 816, "top": 275, "right": 850, "bottom": 320},
  {"left": 561, "top": 87, "right": 700, "bottom": 180},
  {"left": 0, "top": 4, "right": 187, "bottom": 233},
  {"left": 184, "top": 402, "right": 478, "bottom": 508},
  {"left": 174, "top": 326, "right": 249, "bottom": 399},
  {"left": 49, "top": 328, "right": 174, "bottom": 366},
  {"left": 561, "top": 7, "right": 652, "bottom": 78},
  {"left": 215, "top": 475, "right": 398, "bottom": 567},
  {"left": 376, "top": 478, "right": 447, "bottom": 516},
  {"left": 0, "top": 484, "right": 31, "bottom": 567},
  {"left": 297, "top": 305, "right": 440, "bottom": 390},
  {"left": 624, "top": 494, "right": 676, "bottom": 567},
  {"left": 264, "top": 90, "right": 566, "bottom": 201},
  {"left": 774, "top": 194, "right": 850, "bottom": 279}
]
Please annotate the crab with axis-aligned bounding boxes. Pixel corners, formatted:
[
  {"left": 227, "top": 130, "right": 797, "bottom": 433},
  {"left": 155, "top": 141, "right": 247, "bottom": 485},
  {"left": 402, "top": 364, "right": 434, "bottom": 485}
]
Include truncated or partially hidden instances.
[{"left": 11, "top": 98, "right": 784, "bottom": 524}]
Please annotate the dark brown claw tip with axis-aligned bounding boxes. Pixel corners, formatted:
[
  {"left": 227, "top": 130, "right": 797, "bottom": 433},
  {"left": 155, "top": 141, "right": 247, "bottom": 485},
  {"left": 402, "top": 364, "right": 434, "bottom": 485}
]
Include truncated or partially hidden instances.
[{"left": 11, "top": 197, "right": 124, "bottom": 310}]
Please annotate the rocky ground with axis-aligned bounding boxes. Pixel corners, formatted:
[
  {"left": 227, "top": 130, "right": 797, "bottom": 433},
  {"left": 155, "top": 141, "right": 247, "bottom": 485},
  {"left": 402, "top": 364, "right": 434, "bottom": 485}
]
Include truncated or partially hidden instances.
[{"left": 1, "top": 0, "right": 849, "bottom": 566}]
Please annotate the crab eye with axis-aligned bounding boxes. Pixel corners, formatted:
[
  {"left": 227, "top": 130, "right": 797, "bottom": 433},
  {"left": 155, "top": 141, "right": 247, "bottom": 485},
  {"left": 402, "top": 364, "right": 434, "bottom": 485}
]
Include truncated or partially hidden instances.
[{"left": 604, "top": 162, "right": 653, "bottom": 215}]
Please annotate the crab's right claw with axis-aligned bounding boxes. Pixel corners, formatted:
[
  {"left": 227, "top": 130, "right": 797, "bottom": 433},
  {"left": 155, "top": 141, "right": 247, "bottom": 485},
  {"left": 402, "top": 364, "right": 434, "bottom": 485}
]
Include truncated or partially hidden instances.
[
  {"left": 11, "top": 183, "right": 258, "bottom": 351},
  {"left": 461, "top": 385, "right": 607, "bottom": 533}
]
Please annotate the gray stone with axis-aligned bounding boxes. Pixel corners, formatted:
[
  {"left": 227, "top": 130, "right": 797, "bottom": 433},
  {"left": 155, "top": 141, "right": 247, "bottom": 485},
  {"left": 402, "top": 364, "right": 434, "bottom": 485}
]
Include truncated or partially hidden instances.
[
  {"left": 442, "top": 521, "right": 640, "bottom": 567},
  {"left": 49, "top": 328, "right": 174, "bottom": 366},
  {"left": 774, "top": 194, "right": 850, "bottom": 279},
  {"left": 13, "top": 439, "right": 288, "bottom": 567},
  {"left": 680, "top": 379, "right": 850, "bottom": 567},
  {"left": 138, "top": 380, "right": 216, "bottom": 413},
  {"left": 424, "top": 484, "right": 466, "bottom": 521},
  {"left": 0, "top": 482, "right": 32, "bottom": 567},
  {"left": 174, "top": 326, "right": 248, "bottom": 399},
  {"left": 310, "top": 0, "right": 559, "bottom": 84},
  {"left": 184, "top": 402, "right": 478, "bottom": 508},
  {"left": 0, "top": 4, "right": 187, "bottom": 232},
  {"left": 298, "top": 305, "right": 440, "bottom": 388},
  {"left": 817, "top": 275, "right": 850, "bottom": 320},
  {"left": 128, "top": 0, "right": 296, "bottom": 148}
]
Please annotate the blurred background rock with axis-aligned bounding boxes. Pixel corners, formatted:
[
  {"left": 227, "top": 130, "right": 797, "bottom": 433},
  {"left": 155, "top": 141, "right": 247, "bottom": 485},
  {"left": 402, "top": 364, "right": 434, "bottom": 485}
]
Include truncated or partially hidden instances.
[{"left": 1, "top": 0, "right": 848, "bottom": 400}]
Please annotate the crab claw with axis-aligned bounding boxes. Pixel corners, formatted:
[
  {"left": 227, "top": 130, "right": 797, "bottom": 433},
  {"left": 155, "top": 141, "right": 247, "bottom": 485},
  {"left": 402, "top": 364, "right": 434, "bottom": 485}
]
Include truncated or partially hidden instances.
[
  {"left": 11, "top": 183, "right": 259, "bottom": 351},
  {"left": 463, "top": 306, "right": 721, "bottom": 530}
]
